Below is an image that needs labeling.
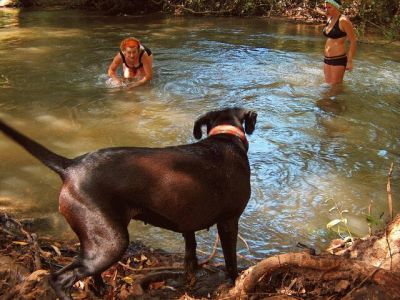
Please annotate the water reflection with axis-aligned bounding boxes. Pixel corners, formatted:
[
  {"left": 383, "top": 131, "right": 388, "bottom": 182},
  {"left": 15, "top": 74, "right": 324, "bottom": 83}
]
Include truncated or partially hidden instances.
[{"left": 0, "top": 9, "right": 399, "bottom": 263}]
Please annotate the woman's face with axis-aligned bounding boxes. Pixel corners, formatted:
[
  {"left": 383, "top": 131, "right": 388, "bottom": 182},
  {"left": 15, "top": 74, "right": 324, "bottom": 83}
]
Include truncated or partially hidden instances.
[
  {"left": 123, "top": 46, "right": 139, "bottom": 59},
  {"left": 325, "top": 3, "right": 339, "bottom": 16}
]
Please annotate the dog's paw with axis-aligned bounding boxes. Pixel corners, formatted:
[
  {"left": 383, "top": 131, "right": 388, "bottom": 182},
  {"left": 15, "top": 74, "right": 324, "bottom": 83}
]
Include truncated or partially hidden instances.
[{"left": 90, "top": 280, "right": 109, "bottom": 297}]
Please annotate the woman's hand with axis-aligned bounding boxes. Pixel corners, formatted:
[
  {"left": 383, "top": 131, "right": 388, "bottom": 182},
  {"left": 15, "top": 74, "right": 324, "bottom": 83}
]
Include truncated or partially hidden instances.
[
  {"left": 112, "top": 77, "right": 122, "bottom": 85},
  {"left": 346, "top": 60, "right": 353, "bottom": 71}
]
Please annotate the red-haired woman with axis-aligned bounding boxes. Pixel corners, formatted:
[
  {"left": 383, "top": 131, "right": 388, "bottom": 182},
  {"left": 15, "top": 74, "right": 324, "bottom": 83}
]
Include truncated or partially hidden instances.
[
  {"left": 108, "top": 37, "right": 153, "bottom": 87},
  {"left": 322, "top": 0, "right": 356, "bottom": 84}
]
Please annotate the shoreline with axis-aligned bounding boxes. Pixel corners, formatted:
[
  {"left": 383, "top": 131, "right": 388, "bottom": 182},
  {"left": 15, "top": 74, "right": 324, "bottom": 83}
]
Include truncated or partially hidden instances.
[
  {"left": 1, "top": 212, "right": 399, "bottom": 299},
  {"left": 1, "top": 5, "right": 398, "bottom": 46}
]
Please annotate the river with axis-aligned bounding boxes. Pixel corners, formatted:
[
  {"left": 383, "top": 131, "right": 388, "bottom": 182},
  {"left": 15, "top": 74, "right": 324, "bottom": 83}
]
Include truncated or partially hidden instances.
[{"left": 0, "top": 8, "right": 399, "bottom": 266}]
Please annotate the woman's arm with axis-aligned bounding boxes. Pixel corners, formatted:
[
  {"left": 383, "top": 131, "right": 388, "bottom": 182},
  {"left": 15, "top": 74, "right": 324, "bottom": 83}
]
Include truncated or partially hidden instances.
[
  {"left": 130, "top": 53, "right": 153, "bottom": 87},
  {"left": 341, "top": 17, "right": 357, "bottom": 71},
  {"left": 108, "top": 53, "right": 122, "bottom": 83}
]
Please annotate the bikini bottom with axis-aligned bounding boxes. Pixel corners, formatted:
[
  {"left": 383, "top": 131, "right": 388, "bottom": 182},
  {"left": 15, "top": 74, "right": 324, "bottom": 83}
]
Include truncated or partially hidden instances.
[{"left": 324, "top": 54, "right": 347, "bottom": 67}]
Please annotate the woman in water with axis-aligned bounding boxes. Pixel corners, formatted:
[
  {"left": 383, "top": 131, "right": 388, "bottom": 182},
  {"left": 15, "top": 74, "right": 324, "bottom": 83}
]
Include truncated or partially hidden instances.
[
  {"left": 322, "top": 0, "right": 356, "bottom": 84},
  {"left": 108, "top": 37, "right": 153, "bottom": 87}
]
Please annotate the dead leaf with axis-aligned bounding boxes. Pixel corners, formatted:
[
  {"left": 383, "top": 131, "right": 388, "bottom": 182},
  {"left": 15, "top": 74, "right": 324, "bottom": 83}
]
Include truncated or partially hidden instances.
[
  {"left": 130, "top": 283, "right": 144, "bottom": 296},
  {"left": 326, "top": 239, "right": 345, "bottom": 253},
  {"left": 140, "top": 254, "right": 148, "bottom": 262},
  {"left": 121, "top": 276, "right": 134, "bottom": 285},
  {"left": 39, "top": 250, "right": 52, "bottom": 258},
  {"left": 118, "top": 286, "right": 132, "bottom": 299},
  {"left": 51, "top": 244, "right": 62, "bottom": 256},
  {"left": 335, "top": 279, "right": 350, "bottom": 292},
  {"left": 149, "top": 280, "right": 165, "bottom": 290},
  {"left": 26, "top": 269, "right": 49, "bottom": 281},
  {"left": 54, "top": 256, "right": 73, "bottom": 265},
  {"left": 145, "top": 259, "right": 153, "bottom": 266},
  {"left": 74, "top": 280, "right": 85, "bottom": 290},
  {"left": 12, "top": 241, "right": 29, "bottom": 246},
  {"left": 71, "top": 290, "right": 89, "bottom": 300}
]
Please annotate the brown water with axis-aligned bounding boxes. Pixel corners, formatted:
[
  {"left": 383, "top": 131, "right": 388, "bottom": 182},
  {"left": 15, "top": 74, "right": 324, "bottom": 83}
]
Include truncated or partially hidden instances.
[{"left": 0, "top": 8, "right": 399, "bottom": 265}]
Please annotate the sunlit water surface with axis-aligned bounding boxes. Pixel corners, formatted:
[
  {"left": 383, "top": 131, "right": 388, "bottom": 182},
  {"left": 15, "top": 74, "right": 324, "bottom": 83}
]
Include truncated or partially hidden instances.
[{"left": 1, "top": 8, "right": 399, "bottom": 266}]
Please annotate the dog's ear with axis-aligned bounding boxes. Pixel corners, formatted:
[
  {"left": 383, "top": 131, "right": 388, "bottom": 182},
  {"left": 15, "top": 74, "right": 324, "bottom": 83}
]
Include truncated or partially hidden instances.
[
  {"left": 193, "top": 113, "right": 211, "bottom": 139},
  {"left": 243, "top": 110, "right": 257, "bottom": 134}
]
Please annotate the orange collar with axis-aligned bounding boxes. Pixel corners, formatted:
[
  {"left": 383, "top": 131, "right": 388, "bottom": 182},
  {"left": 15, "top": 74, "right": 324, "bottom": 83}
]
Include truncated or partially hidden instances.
[{"left": 208, "top": 125, "right": 247, "bottom": 145}]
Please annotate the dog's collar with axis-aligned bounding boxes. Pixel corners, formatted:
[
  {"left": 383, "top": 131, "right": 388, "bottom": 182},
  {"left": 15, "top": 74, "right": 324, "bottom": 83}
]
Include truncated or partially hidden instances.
[{"left": 208, "top": 125, "right": 248, "bottom": 146}]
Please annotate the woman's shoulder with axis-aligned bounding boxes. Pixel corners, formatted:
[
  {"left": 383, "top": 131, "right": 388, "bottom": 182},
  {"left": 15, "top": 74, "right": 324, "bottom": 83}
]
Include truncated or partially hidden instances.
[
  {"left": 339, "top": 15, "right": 353, "bottom": 29},
  {"left": 339, "top": 14, "right": 351, "bottom": 24},
  {"left": 140, "top": 44, "right": 152, "bottom": 56}
]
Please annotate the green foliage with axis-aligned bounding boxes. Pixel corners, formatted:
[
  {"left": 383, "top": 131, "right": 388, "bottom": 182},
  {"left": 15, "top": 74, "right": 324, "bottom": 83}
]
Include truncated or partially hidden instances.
[
  {"left": 185, "top": 0, "right": 207, "bottom": 10},
  {"left": 82, "top": 0, "right": 162, "bottom": 15},
  {"left": 242, "top": 0, "right": 256, "bottom": 14},
  {"left": 8, "top": 0, "right": 400, "bottom": 39},
  {"left": 326, "top": 200, "right": 353, "bottom": 240},
  {"left": 357, "top": 0, "right": 400, "bottom": 40},
  {"left": 387, "top": 14, "right": 400, "bottom": 40},
  {"left": 326, "top": 196, "right": 385, "bottom": 244},
  {"left": 364, "top": 213, "right": 383, "bottom": 227}
]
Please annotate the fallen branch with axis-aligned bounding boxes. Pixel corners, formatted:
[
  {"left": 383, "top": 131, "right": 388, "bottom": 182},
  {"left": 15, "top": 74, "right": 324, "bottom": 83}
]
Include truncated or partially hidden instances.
[
  {"left": 199, "top": 233, "right": 219, "bottom": 266},
  {"left": 4, "top": 213, "right": 33, "bottom": 242},
  {"left": 387, "top": 162, "right": 394, "bottom": 222},
  {"left": 238, "top": 234, "right": 251, "bottom": 252},
  {"left": 31, "top": 233, "right": 42, "bottom": 270},
  {"left": 118, "top": 261, "right": 183, "bottom": 272}
]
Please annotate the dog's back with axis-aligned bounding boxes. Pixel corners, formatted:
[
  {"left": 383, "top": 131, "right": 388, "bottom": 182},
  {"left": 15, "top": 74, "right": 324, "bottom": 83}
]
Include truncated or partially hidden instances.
[{"left": 61, "top": 140, "right": 251, "bottom": 233}]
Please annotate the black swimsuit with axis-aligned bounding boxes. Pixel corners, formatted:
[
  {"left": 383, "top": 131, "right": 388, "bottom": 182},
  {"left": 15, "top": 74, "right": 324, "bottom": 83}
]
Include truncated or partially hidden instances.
[
  {"left": 323, "top": 16, "right": 348, "bottom": 67},
  {"left": 120, "top": 45, "right": 152, "bottom": 75},
  {"left": 323, "top": 16, "right": 347, "bottom": 39}
]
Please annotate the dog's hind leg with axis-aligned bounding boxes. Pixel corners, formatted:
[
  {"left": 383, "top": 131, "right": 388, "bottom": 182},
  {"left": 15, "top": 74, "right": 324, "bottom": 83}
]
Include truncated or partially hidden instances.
[
  {"left": 92, "top": 273, "right": 107, "bottom": 296},
  {"left": 217, "top": 218, "right": 239, "bottom": 281},
  {"left": 182, "top": 231, "right": 198, "bottom": 281},
  {"left": 50, "top": 220, "right": 129, "bottom": 300}
]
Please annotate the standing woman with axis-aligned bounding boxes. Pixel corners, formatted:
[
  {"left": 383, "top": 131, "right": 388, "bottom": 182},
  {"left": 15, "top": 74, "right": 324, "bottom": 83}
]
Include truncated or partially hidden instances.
[
  {"left": 108, "top": 37, "right": 153, "bottom": 87},
  {"left": 322, "top": 0, "right": 356, "bottom": 84}
]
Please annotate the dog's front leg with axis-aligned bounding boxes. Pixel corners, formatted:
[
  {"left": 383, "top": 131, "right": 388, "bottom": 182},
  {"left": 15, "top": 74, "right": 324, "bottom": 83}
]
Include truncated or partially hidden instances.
[
  {"left": 217, "top": 218, "right": 239, "bottom": 282},
  {"left": 182, "top": 231, "right": 198, "bottom": 283}
]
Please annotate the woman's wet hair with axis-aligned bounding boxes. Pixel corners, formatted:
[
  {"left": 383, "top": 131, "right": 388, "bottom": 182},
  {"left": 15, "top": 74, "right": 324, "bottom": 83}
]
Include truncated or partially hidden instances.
[{"left": 120, "top": 38, "right": 140, "bottom": 51}]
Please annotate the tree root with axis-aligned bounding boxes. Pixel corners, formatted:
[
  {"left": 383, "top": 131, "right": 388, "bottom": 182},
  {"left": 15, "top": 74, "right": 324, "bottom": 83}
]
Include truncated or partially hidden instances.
[
  {"left": 226, "top": 252, "right": 400, "bottom": 299},
  {"left": 226, "top": 214, "right": 400, "bottom": 299}
]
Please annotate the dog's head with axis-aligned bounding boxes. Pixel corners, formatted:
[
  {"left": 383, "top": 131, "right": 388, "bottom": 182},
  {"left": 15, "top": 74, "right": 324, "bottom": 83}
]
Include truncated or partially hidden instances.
[{"left": 193, "top": 107, "right": 257, "bottom": 142}]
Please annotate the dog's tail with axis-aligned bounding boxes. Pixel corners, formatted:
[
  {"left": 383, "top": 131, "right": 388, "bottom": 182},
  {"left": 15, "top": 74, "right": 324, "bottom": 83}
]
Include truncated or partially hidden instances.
[{"left": 0, "top": 119, "right": 72, "bottom": 179}]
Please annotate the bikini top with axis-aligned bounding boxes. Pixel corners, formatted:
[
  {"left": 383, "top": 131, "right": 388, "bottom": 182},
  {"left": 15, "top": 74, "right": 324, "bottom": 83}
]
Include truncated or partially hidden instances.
[
  {"left": 323, "top": 16, "right": 347, "bottom": 39},
  {"left": 119, "top": 45, "right": 152, "bottom": 71}
]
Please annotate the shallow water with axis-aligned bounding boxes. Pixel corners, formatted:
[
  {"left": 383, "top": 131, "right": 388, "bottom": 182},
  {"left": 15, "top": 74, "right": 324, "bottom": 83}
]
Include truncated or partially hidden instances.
[{"left": 0, "top": 8, "right": 399, "bottom": 266}]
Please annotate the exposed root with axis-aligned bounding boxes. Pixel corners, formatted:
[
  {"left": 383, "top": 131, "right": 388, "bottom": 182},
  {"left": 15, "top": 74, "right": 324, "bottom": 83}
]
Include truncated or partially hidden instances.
[{"left": 225, "top": 214, "right": 400, "bottom": 299}]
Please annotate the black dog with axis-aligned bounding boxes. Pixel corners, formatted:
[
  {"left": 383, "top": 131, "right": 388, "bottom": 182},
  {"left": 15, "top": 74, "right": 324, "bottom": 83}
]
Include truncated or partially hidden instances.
[{"left": 0, "top": 107, "right": 257, "bottom": 299}]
